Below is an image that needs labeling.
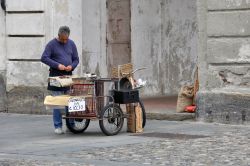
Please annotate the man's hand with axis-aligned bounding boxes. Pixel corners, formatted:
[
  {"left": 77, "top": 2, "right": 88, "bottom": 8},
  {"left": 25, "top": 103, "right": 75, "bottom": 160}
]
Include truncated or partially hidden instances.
[
  {"left": 58, "top": 64, "right": 66, "bottom": 71},
  {"left": 65, "top": 65, "right": 72, "bottom": 72}
]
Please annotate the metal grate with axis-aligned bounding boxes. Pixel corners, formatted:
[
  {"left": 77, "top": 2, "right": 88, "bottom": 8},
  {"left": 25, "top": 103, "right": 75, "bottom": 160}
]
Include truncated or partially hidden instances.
[{"left": 70, "top": 83, "right": 94, "bottom": 96}]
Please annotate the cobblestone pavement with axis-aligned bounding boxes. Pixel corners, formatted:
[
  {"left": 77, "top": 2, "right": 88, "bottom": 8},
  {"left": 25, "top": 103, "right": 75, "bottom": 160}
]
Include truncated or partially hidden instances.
[
  {"left": 0, "top": 113, "right": 249, "bottom": 166},
  {"left": 74, "top": 131, "right": 250, "bottom": 166}
]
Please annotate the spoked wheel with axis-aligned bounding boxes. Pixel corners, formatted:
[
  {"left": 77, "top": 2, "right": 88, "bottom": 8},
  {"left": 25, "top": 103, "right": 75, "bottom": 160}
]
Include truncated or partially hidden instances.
[
  {"left": 65, "top": 115, "right": 90, "bottom": 134},
  {"left": 99, "top": 104, "right": 124, "bottom": 136}
]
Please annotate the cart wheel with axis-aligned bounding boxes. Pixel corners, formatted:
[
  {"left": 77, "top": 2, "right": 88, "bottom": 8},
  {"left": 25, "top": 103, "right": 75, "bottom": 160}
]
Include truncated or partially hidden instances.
[
  {"left": 139, "top": 99, "right": 146, "bottom": 128},
  {"left": 65, "top": 117, "right": 90, "bottom": 134},
  {"left": 99, "top": 104, "right": 124, "bottom": 136}
]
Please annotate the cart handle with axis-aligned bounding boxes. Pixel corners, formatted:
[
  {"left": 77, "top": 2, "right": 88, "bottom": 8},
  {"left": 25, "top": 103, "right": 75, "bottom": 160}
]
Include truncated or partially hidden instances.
[{"left": 122, "top": 67, "right": 147, "bottom": 77}]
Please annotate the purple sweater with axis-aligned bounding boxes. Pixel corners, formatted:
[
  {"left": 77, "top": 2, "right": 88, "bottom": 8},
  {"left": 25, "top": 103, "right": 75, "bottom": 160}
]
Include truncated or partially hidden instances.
[
  {"left": 41, "top": 38, "right": 79, "bottom": 91},
  {"left": 41, "top": 38, "right": 79, "bottom": 70}
]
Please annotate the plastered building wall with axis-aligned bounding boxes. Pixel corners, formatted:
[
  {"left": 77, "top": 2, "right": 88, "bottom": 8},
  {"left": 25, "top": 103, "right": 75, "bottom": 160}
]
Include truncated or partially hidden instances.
[{"left": 131, "top": 0, "right": 197, "bottom": 96}]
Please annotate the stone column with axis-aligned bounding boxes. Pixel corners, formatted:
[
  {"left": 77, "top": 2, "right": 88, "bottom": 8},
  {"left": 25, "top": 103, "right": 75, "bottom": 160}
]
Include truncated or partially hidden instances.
[
  {"left": 0, "top": 4, "right": 6, "bottom": 112},
  {"left": 196, "top": 0, "right": 250, "bottom": 124}
]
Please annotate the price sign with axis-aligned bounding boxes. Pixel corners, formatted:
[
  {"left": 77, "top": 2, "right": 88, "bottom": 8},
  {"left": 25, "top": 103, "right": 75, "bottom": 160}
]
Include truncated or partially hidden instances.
[{"left": 68, "top": 98, "right": 85, "bottom": 112}]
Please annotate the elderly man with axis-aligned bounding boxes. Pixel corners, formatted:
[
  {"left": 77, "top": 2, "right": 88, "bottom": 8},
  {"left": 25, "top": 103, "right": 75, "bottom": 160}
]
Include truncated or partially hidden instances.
[{"left": 41, "top": 26, "right": 79, "bottom": 134}]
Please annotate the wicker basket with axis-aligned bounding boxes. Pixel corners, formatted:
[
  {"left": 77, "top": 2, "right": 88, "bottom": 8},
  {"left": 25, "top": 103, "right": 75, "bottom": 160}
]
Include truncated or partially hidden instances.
[
  {"left": 111, "top": 63, "right": 133, "bottom": 78},
  {"left": 68, "top": 83, "right": 96, "bottom": 117}
]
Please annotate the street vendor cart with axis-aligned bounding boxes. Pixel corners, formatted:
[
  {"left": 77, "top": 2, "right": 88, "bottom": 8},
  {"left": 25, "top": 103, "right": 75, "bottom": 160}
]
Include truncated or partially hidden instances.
[{"left": 44, "top": 64, "right": 146, "bottom": 136}]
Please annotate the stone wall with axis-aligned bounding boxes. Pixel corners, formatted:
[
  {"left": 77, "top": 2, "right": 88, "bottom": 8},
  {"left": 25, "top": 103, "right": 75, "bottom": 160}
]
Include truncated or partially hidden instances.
[{"left": 196, "top": 0, "right": 250, "bottom": 124}]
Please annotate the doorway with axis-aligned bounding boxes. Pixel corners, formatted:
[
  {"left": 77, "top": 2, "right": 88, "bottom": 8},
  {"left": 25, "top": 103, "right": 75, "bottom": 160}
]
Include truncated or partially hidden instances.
[{"left": 106, "top": 0, "right": 131, "bottom": 68}]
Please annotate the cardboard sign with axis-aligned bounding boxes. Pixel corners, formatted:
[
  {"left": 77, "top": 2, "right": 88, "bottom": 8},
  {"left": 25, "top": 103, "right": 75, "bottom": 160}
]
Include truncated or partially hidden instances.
[{"left": 68, "top": 98, "right": 86, "bottom": 112}]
